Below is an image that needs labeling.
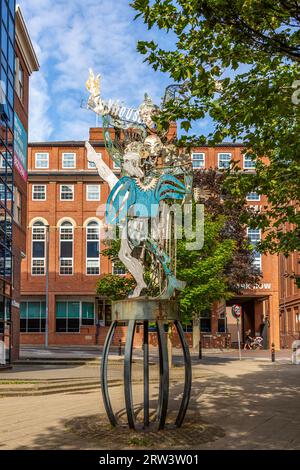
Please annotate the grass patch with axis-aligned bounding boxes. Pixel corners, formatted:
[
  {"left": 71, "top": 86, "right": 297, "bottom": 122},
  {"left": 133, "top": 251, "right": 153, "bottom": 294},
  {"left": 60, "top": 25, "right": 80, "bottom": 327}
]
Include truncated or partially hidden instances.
[
  {"left": 128, "top": 436, "right": 151, "bottom": 447},
  {"left": 0, "top": 380, "right": 38, "bottom": 385}
]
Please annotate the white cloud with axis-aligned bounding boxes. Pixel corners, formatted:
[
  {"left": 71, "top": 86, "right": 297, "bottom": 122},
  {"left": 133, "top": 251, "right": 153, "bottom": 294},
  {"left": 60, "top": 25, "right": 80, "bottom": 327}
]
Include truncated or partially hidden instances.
[
  {"left": 28, "top": 72, "right": 53, "bottom": 141},
  {"left": 18, "top": 0, "right": 171, "bottom": 142}
]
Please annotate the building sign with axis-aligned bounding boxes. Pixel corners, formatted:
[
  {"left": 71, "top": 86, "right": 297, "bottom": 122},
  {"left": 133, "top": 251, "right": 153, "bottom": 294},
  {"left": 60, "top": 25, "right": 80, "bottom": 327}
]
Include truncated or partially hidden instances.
[
  {"left": 14, "top": 113, "right": 28, "bottom": 181},
  {"left": 241, "top": 283, "right": 272, "bottom": 290}
]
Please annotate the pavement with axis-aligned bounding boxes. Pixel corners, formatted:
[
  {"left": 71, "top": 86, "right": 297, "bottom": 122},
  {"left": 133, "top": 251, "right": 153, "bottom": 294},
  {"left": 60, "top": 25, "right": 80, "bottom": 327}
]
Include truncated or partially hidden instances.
[
  {"left": 18, "top": 345, "right": 293, "bottom": 362},
  {"left": 0, "top": 352, "right": 300, "bottom": 450}
]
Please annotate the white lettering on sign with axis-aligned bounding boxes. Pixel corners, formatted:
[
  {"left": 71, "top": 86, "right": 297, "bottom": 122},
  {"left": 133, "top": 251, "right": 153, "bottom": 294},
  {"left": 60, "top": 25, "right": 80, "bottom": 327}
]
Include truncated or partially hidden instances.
[{"left": 241, "top": 283, "right": 272, "bottom": 290}]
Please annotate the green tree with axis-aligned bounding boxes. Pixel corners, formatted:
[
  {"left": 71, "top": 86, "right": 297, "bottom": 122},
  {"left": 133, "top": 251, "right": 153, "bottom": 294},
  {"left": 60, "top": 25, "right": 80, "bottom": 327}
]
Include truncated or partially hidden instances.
[
  {"left": 96, "top": 274, "right": 136, "bottom": 301},
  {"left": 178, "top": 169, "right": 261, "bottom": 321},
  {"left": 131, "top": 0, "right": 300, "bottom": 254}
]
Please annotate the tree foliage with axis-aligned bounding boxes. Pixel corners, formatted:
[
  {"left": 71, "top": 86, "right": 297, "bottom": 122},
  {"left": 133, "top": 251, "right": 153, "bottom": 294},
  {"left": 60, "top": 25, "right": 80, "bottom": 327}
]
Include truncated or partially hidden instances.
[
  {"left": 131, "top": 0, "right": 300, "bottom": 254},
  {"left": 96, "top": 274, "right": 136, "bottom": 301},
  {"left": 177, "top": 169, "right": 261, "bottom": 319}
]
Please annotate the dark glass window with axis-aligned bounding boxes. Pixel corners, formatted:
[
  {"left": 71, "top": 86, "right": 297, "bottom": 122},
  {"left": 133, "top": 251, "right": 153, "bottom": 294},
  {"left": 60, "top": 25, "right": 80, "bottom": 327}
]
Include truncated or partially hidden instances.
[
  {"left": 1, "top": 26, "right": 8, "bottom": 59},
  {"left": 20, "top": 302, "right": 46, "bottom": 333},
  {"left": 82, "top": 302, "right": 95, "bottom": 326},
  {"left": 200, "top": 310, "right": 211, "bottom": 332},
  {"left": 56, "top": 301, "right": 80, "bottom": 333}
]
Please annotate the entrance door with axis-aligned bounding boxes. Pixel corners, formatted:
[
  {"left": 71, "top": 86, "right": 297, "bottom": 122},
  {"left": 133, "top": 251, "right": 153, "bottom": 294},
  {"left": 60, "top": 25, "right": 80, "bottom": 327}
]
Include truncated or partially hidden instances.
[{"left": 242, "top": 301, "right": 255, "bottom": 344}]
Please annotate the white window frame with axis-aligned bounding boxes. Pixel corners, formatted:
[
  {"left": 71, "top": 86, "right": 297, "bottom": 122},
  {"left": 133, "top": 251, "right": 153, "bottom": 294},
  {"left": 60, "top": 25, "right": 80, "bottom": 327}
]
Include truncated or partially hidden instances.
[
  {"left": 243, "top": 154, "right": 256, "bottom": 170},
  {"left": 247, "top": 228, "right": 262, "bottom": 271},
  {"left": 62, "top": 152, "right": 76, "bottom": 169},
  {"left": 246, "top": 192, "right": 261, "bottom": 202},
  {"left": 35, "top": 153, "right": 49, "bottom": 169},
  {"left": 60, "top": 184, "right": 74, "bottom": 201},
  {"left": 86, "top": 222, "right": 100, "bottom": 275},
  {"left": 218, "top": 152, "right": 232, "bottom": 170},
  {"left": 31, "top": 223, "right": 46, "bottom": 276},
  {"left": 88, "top": 152, "right": 101, "bottom": 169},
  {"left": 32, "top": 184, "right": 47, "bottom": 201},
  {"left": 86, "top": 184, "right": 100, "bottom": 201},
  {"left": 112, "top": 261, "right": 126, "bottom": 276},
  {"left": 191, "top": 152, "right": 205, "bottom": 169},
  {"left": 59, "top": 223, "right": 74, "bottom": 276}
]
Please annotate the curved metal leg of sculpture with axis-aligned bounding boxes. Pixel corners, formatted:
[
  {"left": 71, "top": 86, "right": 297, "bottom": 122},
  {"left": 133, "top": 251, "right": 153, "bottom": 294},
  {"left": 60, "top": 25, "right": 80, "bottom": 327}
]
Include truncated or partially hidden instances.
[
  {"left": 124, "top": 320, "right": 136, "bottom": 429},
  {"left": 101, "top": 320, "right": 118, "bottom": 427},
  {"left": 143, "top": 320, "right": 149, "bottom": 427},
  {"left": 156, "top": 321, "right": 169, "bottom": 430},
  {"left": 174, "top": 320, "right": 192, "bottom": 427}
]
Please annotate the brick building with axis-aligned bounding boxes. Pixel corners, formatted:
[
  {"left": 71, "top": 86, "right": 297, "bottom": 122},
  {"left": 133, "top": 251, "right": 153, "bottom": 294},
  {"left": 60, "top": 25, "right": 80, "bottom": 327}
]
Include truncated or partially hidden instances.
[
  {"left": 0, "top": 3, "right": 39, "bottom": 364},
  {"left": 19, "top": 128, "right": 297, "bottom": 350},
  {"left": 279, "top": 251, "right": 300, "bottom": 348}
]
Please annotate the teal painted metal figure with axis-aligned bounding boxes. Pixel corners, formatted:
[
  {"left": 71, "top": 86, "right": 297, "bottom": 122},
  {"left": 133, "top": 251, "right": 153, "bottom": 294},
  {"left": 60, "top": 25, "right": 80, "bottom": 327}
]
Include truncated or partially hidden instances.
[{"left": 85, "top": 70, "right": 192, "bottom": 299}]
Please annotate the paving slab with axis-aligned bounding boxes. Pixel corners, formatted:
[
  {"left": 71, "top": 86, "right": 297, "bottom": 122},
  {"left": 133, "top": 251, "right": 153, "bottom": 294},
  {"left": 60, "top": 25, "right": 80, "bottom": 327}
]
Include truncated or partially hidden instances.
[{"left": 0, "top": 358, "right": 299, "bottom": 450}]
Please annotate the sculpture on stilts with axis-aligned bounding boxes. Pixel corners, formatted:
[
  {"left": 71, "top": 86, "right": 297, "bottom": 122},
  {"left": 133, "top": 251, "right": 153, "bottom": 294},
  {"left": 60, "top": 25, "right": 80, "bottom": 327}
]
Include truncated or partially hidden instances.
[{"left": 85, "top": 70, "right": 192, "bottom": 429}]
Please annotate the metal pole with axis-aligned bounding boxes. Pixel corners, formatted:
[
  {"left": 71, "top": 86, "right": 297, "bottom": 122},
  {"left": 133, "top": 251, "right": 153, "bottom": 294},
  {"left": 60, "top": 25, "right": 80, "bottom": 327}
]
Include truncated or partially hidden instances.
[
  {"left": 45, "top": 225, "right": 50, "bottom": 349},
  {"left": 199, "top": 338, "right": 202, "bottom": 359},
  {"left": 271, "top": 342, "right": 275, "bottom": 362},
  {"left": 237, "top": 319, "right": 242, "bottom": 360}
]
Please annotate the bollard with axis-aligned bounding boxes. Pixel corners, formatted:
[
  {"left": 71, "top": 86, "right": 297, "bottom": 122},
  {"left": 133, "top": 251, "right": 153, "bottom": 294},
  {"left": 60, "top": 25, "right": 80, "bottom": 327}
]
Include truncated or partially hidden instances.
[
  {"left": 118, "top": 338, "right": 122, "bottom": 356},
  {"left": 271, "top": 342, "right": 275, "bottom": 362},
  {"left": 199, "top": 339, "right": 202, "bottom": 359}
]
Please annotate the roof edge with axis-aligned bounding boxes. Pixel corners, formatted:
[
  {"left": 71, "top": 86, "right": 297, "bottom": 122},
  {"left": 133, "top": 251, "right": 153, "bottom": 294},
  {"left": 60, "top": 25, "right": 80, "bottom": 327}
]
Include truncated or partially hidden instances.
[{"left": 15, "top": 5, "right": 40, "bottom": 74}]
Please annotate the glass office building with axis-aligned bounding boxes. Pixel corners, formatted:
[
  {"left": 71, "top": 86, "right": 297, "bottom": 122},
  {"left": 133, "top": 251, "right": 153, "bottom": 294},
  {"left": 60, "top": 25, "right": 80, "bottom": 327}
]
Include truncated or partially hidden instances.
[{"left": 0, "top": 0, "right": 15, "bottom": 357}]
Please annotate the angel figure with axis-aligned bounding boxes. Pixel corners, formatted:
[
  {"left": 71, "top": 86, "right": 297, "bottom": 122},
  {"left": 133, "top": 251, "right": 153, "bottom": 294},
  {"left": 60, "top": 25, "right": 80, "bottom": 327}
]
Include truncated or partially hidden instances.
[{"left": 85, "top": 71, "right": 192, "bottom": 299}]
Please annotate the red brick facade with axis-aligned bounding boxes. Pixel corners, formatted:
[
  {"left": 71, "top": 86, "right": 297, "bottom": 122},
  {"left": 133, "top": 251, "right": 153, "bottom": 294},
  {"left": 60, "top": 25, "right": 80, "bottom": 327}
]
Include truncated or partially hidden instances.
[{"left": 19, "top": 131, "right": 298, "bottom": 350}]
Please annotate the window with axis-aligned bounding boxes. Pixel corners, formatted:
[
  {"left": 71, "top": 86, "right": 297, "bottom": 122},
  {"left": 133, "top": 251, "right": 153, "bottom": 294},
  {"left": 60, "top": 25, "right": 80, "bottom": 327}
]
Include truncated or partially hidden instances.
[
  {"left": 86, "top": 184, "right": 100, "bottom": 201},
  {"left": 88, "top": 152, "right": 101, "bottom": 169},
  {"left": 112, "top": 262, "right": 126, "bottom": 275},
  {"left": 200, "top": 310, "right": 211, "bottom": 332},
  {"left": 0, "top": 152, "right": 12, "bottom": 168},
  {"left": 218, "top": 153, "right": 231, "bottom": 170},
  {"left": 243, "top": 154, "right": 256, "bottom": 169},
  {"left": 35, "top": 153, "right": 49, "bottom": 169},
  {"left": 218, "top": 312, "right": 226, "bottom": 332},
  {"left": 32, "top": 222, "right": 46, "bottom": 275},
  {"left": 15, "top": 58, "right": 24, "bottom": 102},
  {"left": 60, "top": 184, "right": 74, "bottom": 201},
  {"left": 20, "top": 302, "right": 46, "bottom": 333},
  {"left": 62, "top": 153, "right": 76, "bottom": 169},
  {"left": 82, "top": 302, "right": 95, "bottom": 326},
  {"left": 247, "top": 228, "right": 262, "bottom": 270},
  {"left": 56, "top": 301, "right": 80, "bottom": 332},
  {"left": 86, "top": 222, "right": 100, "bottom": 275},
  {"left": 14, "top": 187, "right": 22, "bottom": 224},
  {"left": 191, "top": 153, "right": 205, "bottom": 169},
  {"left": 60, "top": 222, "right": 74, "bottom": 275},
  {"left": 246, "top": 192, "right": 260, "bottom": 201},
  {"left": 32, "top": 185, "right": 46, "bottom": 201}
]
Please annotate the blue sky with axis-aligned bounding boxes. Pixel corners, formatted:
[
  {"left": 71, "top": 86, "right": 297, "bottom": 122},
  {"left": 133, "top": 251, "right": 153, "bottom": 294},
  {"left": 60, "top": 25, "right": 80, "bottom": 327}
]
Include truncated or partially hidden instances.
[{"left": 19, "top": 0, "right": 203, "bottom": 142}]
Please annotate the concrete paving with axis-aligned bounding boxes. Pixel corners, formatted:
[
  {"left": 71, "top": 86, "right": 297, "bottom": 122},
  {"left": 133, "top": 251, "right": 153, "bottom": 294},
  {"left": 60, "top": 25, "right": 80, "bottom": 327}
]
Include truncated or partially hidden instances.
[{"left": 0, "top": 358, "right": 299, "bottom": 449}]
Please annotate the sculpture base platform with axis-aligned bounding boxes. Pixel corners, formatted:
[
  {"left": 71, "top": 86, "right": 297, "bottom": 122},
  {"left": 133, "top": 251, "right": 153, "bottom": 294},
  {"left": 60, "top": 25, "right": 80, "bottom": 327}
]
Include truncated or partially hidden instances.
[
  {"left": 101, "top": 298, "right": 191, "bottom": 431},
  {"left": 112, "top": 298, "right": 180, "bottom": 322}
]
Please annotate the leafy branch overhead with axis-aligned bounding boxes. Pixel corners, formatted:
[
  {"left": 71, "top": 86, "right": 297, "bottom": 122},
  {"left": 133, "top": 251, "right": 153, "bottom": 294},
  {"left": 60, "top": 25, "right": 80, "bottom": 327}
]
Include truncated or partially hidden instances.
[{"left": 131, "top": 0, "right": 300, "bottom": 254}]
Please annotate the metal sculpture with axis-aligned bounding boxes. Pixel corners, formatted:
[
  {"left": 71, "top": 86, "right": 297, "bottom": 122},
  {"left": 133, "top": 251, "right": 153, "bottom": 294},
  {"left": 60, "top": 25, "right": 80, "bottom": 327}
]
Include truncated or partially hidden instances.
[{"left": 85, "top": 70, "right": 192, "bottom": 429}]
